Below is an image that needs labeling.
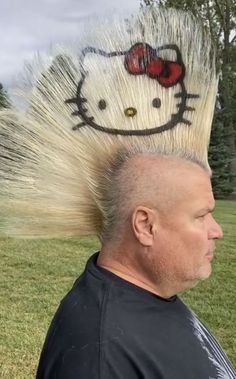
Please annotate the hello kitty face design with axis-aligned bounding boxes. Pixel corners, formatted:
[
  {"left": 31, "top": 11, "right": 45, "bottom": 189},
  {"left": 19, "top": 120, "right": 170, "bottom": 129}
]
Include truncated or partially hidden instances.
[{"left": 66, "top": 43, "right": 199, "bottom": 136}]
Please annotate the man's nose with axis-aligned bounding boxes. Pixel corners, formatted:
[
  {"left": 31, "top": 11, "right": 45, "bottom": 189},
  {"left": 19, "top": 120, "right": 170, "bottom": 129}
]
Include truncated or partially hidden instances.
[{"left": 210, "top": 217, "right": 223, "bottom": 240}]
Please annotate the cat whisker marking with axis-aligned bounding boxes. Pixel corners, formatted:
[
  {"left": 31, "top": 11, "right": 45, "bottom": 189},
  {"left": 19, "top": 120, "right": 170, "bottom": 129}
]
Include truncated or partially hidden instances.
[
  {"left": 80, "top": 107, "right": 88, "bottom": 113},
  {"left": 186, "top": 106, "right": 195, "bottom": 111},
  {"left": 186, "top": 93, "right": 200, "bottom": 99},
  {"left": 176, "top": 104, "right": 195, "bottom": 111},
  {"left": 71, "top": 108, "right": 88, "bottom": 116},
  {"left": 65, "top": 98, "right": 77, "bottom": 104},
  {"left": 181, "top": 118, "right": 192, "bottom": 126},
  {"left": 72, "top": 122, "right": 87, "bottom": 131},
  {"left": 174, "top": 93, "right": 184, "bottom": 98},
  {"left": 174, "top": 93, "right": 200, "bottom": 99}
]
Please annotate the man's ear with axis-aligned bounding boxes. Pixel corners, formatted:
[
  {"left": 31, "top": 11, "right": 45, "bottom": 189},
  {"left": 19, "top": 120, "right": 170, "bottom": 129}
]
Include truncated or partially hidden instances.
[{"left": 131, "top": 206, "right": 157, "bottom": 246}]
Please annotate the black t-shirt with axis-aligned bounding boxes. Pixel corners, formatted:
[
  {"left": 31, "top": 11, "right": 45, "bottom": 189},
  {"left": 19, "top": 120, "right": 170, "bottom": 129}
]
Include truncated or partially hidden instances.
[{"left": 36, "top": 253, "right": 235, "bottom": 379}]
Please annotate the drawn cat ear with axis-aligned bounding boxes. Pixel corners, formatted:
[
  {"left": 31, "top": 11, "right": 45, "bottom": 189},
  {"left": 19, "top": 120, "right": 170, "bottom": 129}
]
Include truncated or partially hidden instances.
[{"left": 82, "top": 53, "right": 107, "bottom": 74}]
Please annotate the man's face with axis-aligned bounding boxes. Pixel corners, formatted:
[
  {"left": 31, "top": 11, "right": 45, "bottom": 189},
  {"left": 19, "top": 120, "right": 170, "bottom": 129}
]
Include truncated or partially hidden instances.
[{"left": 151, "top": 168, "right": 223, "bottom": 292}]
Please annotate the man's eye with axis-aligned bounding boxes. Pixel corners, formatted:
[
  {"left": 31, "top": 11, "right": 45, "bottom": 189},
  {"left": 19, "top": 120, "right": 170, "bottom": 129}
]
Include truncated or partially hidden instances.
[{"left": 197, "top": 214, "right": 205, "bottom": 219}]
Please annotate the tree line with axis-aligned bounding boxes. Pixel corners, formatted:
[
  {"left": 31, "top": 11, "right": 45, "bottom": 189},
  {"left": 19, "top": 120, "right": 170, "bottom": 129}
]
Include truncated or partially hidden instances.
[
  {"left": 140, "top": 0, "right": 236, "bottom": 197},
  {"left": 0, "top": 83, "right": 10, "bottom": 109}
]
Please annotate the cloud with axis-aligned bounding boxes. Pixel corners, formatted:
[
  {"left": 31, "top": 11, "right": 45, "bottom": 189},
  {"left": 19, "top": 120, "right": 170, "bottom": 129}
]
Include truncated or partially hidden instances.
[{"left": 0, "top": 0, "right": 139, "bottom": 89}]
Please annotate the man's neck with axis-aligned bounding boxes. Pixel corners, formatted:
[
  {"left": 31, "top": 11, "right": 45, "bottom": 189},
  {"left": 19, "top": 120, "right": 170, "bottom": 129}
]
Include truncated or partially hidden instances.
[{"left": 97, "top": 252, "right": 177, "bottom": 299}]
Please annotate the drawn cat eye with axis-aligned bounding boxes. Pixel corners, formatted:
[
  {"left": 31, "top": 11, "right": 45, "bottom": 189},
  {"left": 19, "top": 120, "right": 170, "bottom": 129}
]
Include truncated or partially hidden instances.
[
  {"left": 98, "top": 99, "right": 107, "bottom": 110},
  {"left": 152, "top": 98, "right": 161, "bottom": 108}
]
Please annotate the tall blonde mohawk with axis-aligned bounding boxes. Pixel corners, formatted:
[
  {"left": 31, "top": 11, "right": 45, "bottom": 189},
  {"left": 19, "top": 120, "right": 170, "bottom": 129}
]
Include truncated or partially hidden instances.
[{"left": 0, "top": 6, "right": 218, "bottom": 238}]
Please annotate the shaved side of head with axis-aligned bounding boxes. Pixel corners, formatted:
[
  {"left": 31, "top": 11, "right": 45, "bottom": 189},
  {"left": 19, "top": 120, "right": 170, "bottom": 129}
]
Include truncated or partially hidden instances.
[{"left": 100, "top": 150, "right": 210, "bottom": 246}]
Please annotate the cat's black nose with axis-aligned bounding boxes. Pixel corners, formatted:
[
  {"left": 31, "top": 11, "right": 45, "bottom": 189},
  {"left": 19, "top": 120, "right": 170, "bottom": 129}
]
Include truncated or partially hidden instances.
[{"left": 124, "top": 107, "right": 137, "bottom": 117}]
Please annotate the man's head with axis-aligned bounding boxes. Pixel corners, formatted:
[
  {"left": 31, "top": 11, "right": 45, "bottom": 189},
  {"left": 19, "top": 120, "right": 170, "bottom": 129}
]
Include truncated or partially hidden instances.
[{"left": 100, "top": 151, "right": 223, "bottom": 296}]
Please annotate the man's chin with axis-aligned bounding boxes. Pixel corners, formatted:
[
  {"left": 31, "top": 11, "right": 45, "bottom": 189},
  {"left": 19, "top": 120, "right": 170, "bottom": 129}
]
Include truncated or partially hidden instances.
[
  {"left": 185, "top": 265, "right": 212, "bottom": 290},
  {"left": 198, "top": 263, "right": 213, "bottom": 281}
]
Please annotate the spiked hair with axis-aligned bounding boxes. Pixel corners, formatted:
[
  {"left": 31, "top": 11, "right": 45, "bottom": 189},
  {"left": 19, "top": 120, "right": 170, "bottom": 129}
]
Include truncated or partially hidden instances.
[{"left": 0, "top": 6, "right": 218, "bottom": 238}]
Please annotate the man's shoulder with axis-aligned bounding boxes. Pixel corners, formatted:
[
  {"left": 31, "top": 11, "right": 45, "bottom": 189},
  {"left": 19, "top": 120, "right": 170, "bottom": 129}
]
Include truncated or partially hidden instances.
[
  {"left": 36, "top": 253, "right": 107, "bottom": 379},
  {"left": 49, "top": 254, "right": 107, "bottom": 331}
]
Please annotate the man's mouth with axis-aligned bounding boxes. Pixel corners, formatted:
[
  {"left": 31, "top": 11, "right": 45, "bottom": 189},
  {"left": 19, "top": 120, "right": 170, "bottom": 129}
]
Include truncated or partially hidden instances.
[{"left": 206, "top": 250, "right": 214, "bottom": 261}]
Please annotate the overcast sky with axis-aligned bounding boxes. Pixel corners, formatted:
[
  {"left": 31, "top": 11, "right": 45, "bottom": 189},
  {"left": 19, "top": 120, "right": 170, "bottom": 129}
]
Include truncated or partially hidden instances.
[{"left": 1, "top": 0, "right": 140, "bottom": 90}]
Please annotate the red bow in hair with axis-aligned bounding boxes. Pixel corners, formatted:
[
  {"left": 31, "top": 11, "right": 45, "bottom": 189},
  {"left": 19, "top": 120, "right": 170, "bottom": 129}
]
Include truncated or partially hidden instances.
[{"left": 124, "top": 43, "right": 184, "bottom": 88}]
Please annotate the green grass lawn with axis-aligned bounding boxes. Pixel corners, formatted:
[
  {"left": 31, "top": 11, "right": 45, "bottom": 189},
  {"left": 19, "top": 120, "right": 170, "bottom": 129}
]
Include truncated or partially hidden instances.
[{"left": 0, "top": 200, "right": 235, "bottom": 378}]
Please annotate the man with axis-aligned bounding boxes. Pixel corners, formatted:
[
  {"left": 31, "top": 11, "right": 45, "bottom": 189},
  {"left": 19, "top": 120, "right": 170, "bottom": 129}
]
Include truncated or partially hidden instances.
[
  {"left": 0, "top": 6, "right": 234, "bottom": 378},
  {"left": 36, "top": 152, "right": 235, "bottom": 379}
]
